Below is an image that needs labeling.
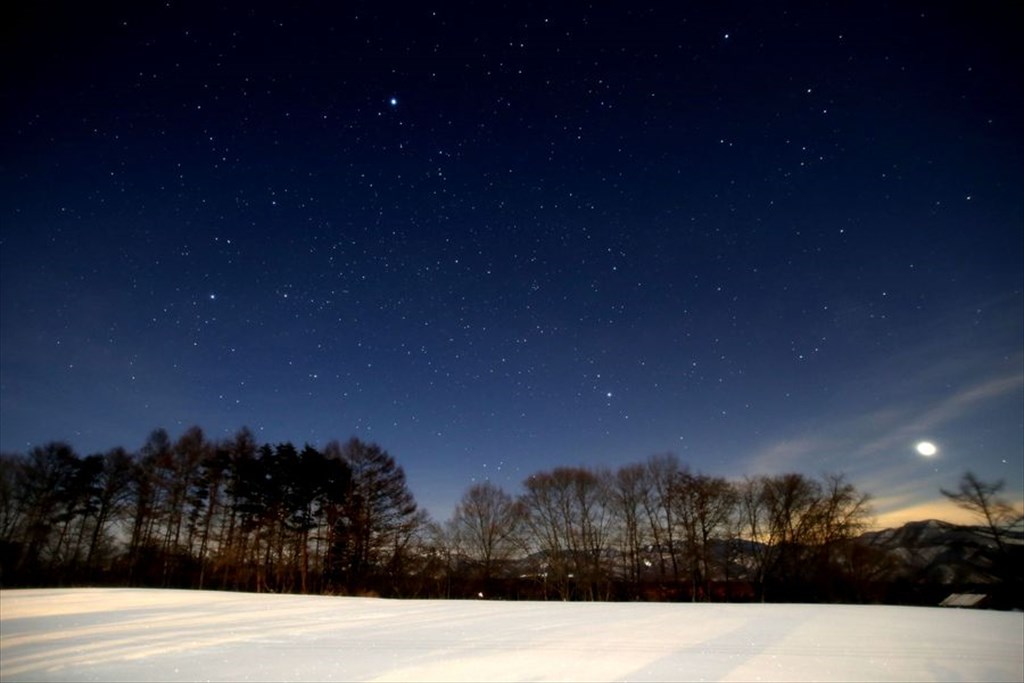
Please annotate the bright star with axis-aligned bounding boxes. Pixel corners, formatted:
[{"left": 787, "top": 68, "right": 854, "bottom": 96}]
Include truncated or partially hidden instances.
[{"left": 389, "top": 97, "right": 398, "bottom": 107}]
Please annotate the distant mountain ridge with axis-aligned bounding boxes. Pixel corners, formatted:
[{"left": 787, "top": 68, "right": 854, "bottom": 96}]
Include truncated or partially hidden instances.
[{"left": 858, "top": 518, "right": 1023, "bottom": 587}]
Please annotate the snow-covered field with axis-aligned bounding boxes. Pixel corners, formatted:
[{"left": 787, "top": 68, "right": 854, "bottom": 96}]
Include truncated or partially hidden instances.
[{"left": 1, "top": 588, "right": 1020, "bottom": 682}]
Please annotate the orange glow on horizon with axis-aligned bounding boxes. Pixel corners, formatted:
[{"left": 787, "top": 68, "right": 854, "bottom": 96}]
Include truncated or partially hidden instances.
[{"left": 870, "top": 496, "right": 1023, "bottom": 530}]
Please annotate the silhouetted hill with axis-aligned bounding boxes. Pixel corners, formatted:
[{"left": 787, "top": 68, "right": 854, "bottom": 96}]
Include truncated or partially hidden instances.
[
  {"left": 860, "top": 519, "right": 1017, "bottom": 584},
  {"left": 853, "top": 519, "right": 1023, "bottom": 608}
]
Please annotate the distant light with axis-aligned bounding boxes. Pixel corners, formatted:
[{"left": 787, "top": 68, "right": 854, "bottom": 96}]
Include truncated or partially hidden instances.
[
  {"left": 916, "top": 441, "right": 938, "bottom": 457},
  {"left": 389, "top": 97, "right": 398, "bottom": 107}
]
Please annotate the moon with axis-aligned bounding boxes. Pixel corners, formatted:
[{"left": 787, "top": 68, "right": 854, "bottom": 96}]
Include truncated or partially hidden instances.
[{"left": 915, "top": 441, "right": 938, "bottom": 457}]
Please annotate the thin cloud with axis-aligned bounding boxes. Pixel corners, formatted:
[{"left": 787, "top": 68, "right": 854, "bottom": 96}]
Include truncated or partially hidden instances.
[{"left": 736, "top": 370, "right": 1023, "bottom": 525}]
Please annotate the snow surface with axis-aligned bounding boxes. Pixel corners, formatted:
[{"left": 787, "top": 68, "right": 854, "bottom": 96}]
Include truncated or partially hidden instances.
[{"left": 1, "top": 588, "right": 1020, "bottom": 682}]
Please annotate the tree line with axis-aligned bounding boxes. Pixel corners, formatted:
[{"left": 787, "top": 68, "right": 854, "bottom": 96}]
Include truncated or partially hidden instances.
[
  {"left": 430, "top": 456, "right": 874, "bottom": 602},
  {"left": 1, "top": 426, "right": 1018, "bottom": 604},
  {"left": 0, "top": 427, "right": 423, "bottom": 596}
]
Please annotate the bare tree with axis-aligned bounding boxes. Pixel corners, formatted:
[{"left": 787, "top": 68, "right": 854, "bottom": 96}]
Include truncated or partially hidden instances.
[
  {"left": 519, "top": 467, "right": 614, "bottom": 600},
  {"left": 640, "top": 453, "right": 684, "bottom": 582},
  {"left": 739, "top": 472, "right": 873, "bottom": 601},
  {"left": 941, "top": 471, "right": 1022, "bottom": 557},
  {"left": 608, "top": 463, "right": 649, "bottom": 592},
  {"left": 739, "top": 473, "right": 819, "bottom": 600},
  {"left": 673, "top": 472, "right": 738, "bottom": 601},
  {"left": 450, "top": 481, "right": 522, "bottom": 588},
  {"left": 417, "top": 518, "right": 459, "bottom": 598},
  {"left": 811, "top": 473, "right": 872, "bottom": 560}
]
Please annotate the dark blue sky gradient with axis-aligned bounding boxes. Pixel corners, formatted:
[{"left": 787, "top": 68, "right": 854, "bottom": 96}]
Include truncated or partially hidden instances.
[{"left": 2, "top": 2, "right": 1021, "bottom": 525}]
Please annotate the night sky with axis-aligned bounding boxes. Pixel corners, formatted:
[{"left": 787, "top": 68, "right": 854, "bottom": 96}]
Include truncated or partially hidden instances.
[{"left": 2, "top": 2, "right": 1021, "bottom": 526}]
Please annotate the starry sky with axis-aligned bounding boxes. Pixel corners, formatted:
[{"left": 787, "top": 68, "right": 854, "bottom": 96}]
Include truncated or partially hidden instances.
[{"left": 2, "top": 2, "right": 1021, "bottom": 527}]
